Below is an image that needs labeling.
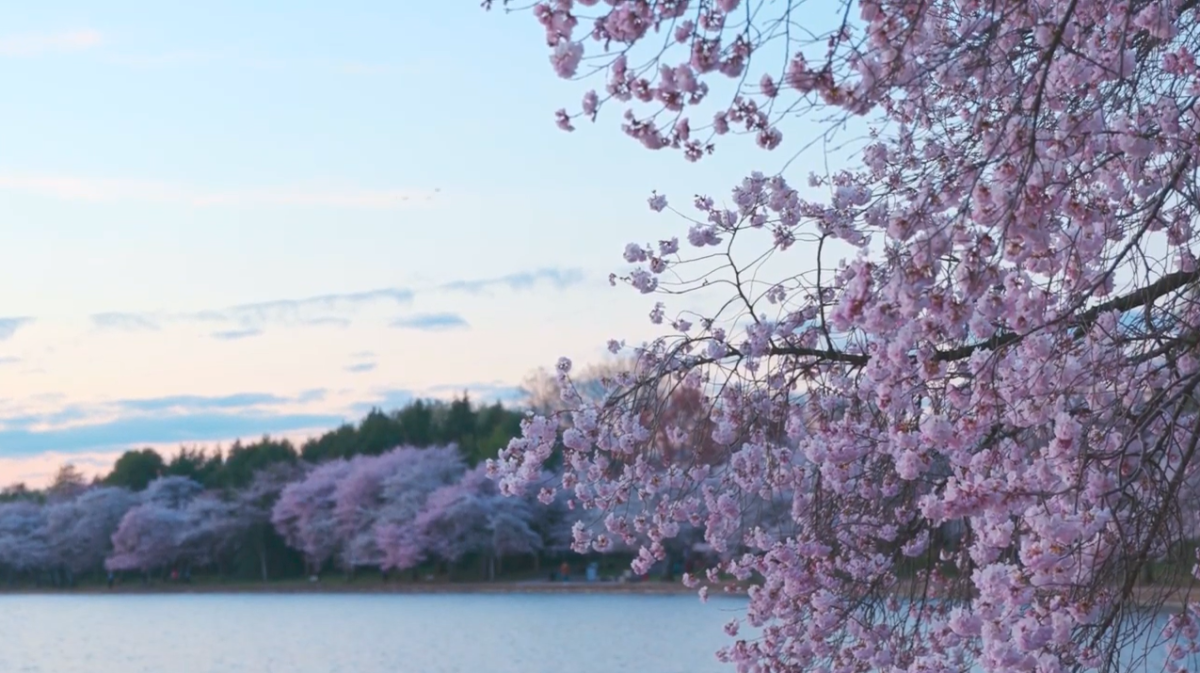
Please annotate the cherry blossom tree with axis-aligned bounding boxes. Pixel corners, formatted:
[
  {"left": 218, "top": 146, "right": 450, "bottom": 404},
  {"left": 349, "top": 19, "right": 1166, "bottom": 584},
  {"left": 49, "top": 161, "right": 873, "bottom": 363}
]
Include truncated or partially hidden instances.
[
  {"left": 414, "top": 465, "right": 544, "bottom": 579},
  {"left": 142, "top": 475, "right": 203, "bottom": 510},
  {"left": 488, "top": 498, "right": 544, "bottom": 561},
  {"left": 488, "top": 1, "right": 1200, "bottom": 672},
  {"left": 332, "top": 451, "right": 413, "bottom": 573},
  {"left": 0, "top": 501, "right": 50, "bottom": 580},
  {"left": 106, "top": 476, "right": 205, "bottom": 576},
  {"left": 45, "top": 486, "right": 137, "bottom": 579},
  {"left": 415, "top": 474, "right": 493, "bottom": 572},
  {"left": 271, "top": 459, "right": 352, "bottom": 576},
  {"left": 235, "top": 462, "right": 305, "bottom": 582},
  {"left": 177, "top": 492, "right": 246, "bottom": 574},
  {"left": 105, "top": 501, "right": 187, "bottom": 575},
  {"left": 272, "top": 447, "right": 474, "bottom": 578},
  {"left": 374, "top": 446, "right": 468, "bottom": 574}
]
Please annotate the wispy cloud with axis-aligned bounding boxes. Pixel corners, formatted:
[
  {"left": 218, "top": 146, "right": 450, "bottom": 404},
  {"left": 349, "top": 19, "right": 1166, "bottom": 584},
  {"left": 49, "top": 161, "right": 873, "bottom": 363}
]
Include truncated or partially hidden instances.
[
  {"left": 440, "top": 268, "right": 585, "bottom": 294},
  {"left": 0, "top": 172, "right": 440, "bottom": 209},
  {"left": 0, "top": 29, "right": 103, "bottom": 57},
  {"left": 425, "top": 381, "right": 527, "bottom": 404},
  {"left": 91, "top": 312, "right": 160, "bottom": 332},
  {"left": 205, "top": 288, "right": 414, "bottom": 327},
  {"left": 0, "top": 412, "right": 343, "bottom": 457},
  {"left": 351, "top": 388, "right": 415, "bottom": 415},
  {"left": 0, "top": 391, "right": 308, "bottom": 431},
  {"left": 117, "top": 393, "right": 290, "bottom": 413},
  {"left": 345, "top": 351, "right": 377, "bottom": 374},
  {"left": 0, "top": 390, "right": 341, "bottom": 456},
  {"left": 84, "top": 268, "right": 580, "bottom": 338},
  {"left": 295, "top": 389, "right": 327, "bottom": 403},
  {"left": 210, "top": 328, "right": 262, "bottom": 341},
  {"left": 390, "top": 312, "right": 469, "bottom": 331},
  {"left": 0, "top": 357, "right": 20, "bottom": 366},
  {"left": 0, "top": 317, "right": 34, "bottom": 341},
  {"left": 91, "top": 287, "right": 415, "bottom": 335}
]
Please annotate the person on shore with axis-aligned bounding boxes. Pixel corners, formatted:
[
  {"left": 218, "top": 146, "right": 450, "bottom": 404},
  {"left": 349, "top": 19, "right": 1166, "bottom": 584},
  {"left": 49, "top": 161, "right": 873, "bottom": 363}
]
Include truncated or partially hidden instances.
[
  {"left": 106, "top": 572, "right": 114, "bottom": 589},
  {"left": 559, "top": 561, "right": 570, "bottom": 582}
]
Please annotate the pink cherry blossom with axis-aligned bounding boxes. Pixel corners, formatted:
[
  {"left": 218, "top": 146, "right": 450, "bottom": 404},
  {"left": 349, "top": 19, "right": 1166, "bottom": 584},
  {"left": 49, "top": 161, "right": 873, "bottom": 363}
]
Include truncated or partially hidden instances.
[{"left": 485, "top": 0, "right": 1200, "bottom": 670}]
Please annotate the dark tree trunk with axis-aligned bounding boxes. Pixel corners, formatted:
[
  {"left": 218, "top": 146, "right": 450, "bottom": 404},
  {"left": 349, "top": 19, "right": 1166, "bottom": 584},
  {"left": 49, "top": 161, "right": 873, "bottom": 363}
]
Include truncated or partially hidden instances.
[{"left": 259, "top": 541, "right": 269, "bottom": 583}]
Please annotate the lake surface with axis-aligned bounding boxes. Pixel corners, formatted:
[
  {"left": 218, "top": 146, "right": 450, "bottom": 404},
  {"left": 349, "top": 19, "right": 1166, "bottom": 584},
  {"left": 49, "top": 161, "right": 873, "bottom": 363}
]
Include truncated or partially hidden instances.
[{"left": 0, "top": 593, "right": 743, "bottom": 673}]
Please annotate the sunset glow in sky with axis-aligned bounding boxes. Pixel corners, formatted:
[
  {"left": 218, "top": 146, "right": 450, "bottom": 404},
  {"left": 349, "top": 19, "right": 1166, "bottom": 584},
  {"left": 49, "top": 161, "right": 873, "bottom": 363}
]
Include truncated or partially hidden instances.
[{"left": 0, "top": 1, "right": 802, "bottom": 486}]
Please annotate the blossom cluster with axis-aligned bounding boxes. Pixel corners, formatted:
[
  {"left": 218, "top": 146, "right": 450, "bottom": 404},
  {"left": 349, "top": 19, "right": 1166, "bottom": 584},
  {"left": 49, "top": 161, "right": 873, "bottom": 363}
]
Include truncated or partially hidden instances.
[{"left": 487, "top": 0, "right": 1200, "bottom": 671}]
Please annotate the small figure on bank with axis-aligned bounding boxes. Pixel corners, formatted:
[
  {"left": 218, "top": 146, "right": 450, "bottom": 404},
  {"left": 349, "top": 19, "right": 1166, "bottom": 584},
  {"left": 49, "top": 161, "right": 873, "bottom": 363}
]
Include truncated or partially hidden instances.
[
  {"left": 559, "top": 561, "right": 570, "bottom": 582},
  {"left": 106, "top": 572, "right": 115, "bottom": 589}
]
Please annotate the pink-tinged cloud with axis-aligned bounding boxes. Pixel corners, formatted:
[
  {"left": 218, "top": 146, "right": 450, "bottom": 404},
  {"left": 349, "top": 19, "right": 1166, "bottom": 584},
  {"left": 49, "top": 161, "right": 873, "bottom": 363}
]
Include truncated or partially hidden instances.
[
  {"left": 0, "top": 29, "right": 104, "bottom": 57},
  {"left": 0, "top": 173, "right": 440, "bottom": 209}
]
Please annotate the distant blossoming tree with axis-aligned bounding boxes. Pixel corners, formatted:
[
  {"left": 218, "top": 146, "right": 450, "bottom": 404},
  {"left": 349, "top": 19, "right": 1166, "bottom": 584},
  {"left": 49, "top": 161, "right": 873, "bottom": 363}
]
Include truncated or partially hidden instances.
[
  {"left": 415, "top": 465, "right": 544, "bottom": 579},
  {"left": 333, "top": 450, "right": 419, "bottom": 572},
  {"left": 105, "top": 502, "right": 187, "bottom": 575},
  {"left": 107, "top": 476, "right": 206, "bottom": 575},
  {"left": 178, "top": 492, "right": 247, "bottom": 572},
  {"left": 142, "top": 476, "right": 203, "bottom": 510},
  {"left": 0, "top": 501, "right": 50, "bottom": 578},
  {"left": 46, "top": 486, "right": 136, "bottom": 578},
  {"left": 487, "top": 1, "right": 1200, "bottom": 671},
  {"left": 236, "top": 462, "right": 305, "bottom": 582},
  {"left": 272, "top": 459, "right": 353, "bottom": 576},
  {"left": 374, "top": 446, "right": 467, "bottom": 574},
  {"left": 272, "top": 446, "right": 480, "bottom": 577}
]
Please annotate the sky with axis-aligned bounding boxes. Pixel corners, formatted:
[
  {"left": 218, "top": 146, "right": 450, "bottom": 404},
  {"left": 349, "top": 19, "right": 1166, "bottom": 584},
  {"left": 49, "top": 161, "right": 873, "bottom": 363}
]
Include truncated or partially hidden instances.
[{"left": 0, "top": 1, "right": 824, "bottom": 487}]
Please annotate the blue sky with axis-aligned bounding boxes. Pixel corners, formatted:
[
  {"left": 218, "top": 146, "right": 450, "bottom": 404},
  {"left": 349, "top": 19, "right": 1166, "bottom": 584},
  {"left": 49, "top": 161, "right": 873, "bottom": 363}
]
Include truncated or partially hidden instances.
[{"left": 0, "top": 1, "right": 828, "bottom": 485}]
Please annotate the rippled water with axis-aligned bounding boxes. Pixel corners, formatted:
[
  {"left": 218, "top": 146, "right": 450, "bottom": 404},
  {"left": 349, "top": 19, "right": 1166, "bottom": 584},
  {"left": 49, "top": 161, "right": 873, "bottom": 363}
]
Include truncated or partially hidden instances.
[{"left": 0, "top": 592, "right": 743, "bottom": 673}]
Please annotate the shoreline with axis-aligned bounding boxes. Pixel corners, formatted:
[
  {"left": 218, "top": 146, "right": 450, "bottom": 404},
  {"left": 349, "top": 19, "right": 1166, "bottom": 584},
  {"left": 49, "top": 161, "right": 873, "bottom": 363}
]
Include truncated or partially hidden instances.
[
  {"left": 6, "top": 580, "right": 1194, "bottom": 612},
  {"left": 0, "top": 579, "right": 731, "bottom": 597}
]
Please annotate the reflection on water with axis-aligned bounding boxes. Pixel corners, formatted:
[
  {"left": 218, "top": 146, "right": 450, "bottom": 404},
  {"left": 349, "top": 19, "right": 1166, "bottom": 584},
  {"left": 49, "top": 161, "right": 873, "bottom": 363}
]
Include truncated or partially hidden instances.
[{"left": 0, "top": 593, "right": 742, "bottom": 673}]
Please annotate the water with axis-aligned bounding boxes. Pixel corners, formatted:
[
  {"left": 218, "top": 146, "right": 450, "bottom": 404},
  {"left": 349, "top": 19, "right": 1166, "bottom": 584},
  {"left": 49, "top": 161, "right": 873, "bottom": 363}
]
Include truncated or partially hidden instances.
[{"left": 0, "top": 593, "right": 743, "bottom": 673}]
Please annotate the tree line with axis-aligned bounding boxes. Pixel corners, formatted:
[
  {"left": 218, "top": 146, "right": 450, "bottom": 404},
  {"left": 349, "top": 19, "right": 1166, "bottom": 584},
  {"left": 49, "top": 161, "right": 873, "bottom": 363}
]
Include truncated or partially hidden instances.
[
  {"left": 0, "top": 391, "right": 704, "bottom": 587},
  {"left": 0, "top": 395, "right": 545, "bottom": 585},
  {"left": 83, "top": 394, "right": 524, "bottom": 494}
]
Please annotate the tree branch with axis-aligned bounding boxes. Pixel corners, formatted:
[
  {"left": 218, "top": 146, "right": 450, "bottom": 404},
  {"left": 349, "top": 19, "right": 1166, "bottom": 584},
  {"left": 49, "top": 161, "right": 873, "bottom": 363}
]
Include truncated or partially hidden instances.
[{"left": 765, "top": 268, "right": 1200, "bottom": 366}]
